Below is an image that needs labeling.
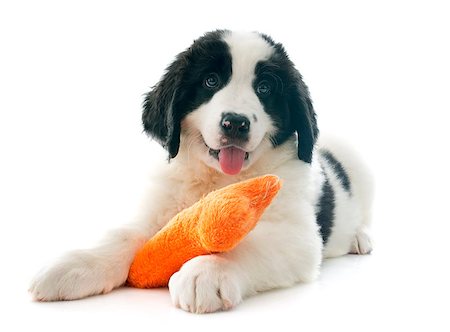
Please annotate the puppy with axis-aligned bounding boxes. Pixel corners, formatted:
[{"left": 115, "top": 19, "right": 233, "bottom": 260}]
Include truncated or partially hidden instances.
[{"left": 30, "top": 30, "right": 374, "bottom": 313}]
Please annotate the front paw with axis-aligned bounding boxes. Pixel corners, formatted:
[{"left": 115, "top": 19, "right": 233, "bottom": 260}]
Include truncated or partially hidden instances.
[
  {"left": 168, "top": 255, "right": 242, "bottom": 314},
  {"left": 29, "top": 250, "right": 121, "bottom": 301}
]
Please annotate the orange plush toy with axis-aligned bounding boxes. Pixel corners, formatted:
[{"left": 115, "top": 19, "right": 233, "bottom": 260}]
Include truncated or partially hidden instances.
[{"left": 127, "top": 175, "right": 281, "bottom": 288}]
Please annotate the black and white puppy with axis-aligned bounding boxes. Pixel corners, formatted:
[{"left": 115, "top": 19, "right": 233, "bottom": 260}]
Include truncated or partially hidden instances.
[{"left": 30, "top": 30, "right": 374, "bottom": 313}]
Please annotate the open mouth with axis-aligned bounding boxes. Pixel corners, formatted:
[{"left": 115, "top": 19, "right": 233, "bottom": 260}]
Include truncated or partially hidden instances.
[{"left": 207, "top": 144, "right": 249, "bottom": 175}]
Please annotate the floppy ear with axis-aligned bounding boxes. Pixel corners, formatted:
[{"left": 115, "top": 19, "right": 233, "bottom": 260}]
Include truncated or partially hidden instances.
[
  {"left": 142, "top": 51, "right": 189, "bottom": 159},
  {"left": 288, "top": 72, "right": 319, "bottom": 163}
]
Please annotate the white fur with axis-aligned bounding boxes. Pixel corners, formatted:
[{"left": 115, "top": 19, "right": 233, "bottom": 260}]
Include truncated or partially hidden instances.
[{"left": 29, "top": 31, "right": 373, "bottom": 313}]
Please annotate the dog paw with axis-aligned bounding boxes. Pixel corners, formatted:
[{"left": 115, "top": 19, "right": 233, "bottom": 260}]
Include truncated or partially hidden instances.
[
  {"left": 349, "top": 228, "right": 373, "bottom": 255},
  {"left": 168, "top": 255, "right": 242, "bottom": 314},
  {"left": 29, "top": 250, "right": 121, "bottom": 301}
]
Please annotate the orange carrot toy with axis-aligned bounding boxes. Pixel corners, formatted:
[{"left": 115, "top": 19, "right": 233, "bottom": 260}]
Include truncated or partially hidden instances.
[{"left": 127, "top": 175, "right": 281, "bottom": 288}]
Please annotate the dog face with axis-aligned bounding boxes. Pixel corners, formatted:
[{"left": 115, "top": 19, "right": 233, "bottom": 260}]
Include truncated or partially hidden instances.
[{"left": 143, "top": 30, "right": 318, "bottom": 175}]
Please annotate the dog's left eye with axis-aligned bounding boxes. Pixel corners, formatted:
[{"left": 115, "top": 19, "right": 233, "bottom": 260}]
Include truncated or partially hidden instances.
[
  {"left": 256, "top": 80, "right": 272, "bottom": 96},
  {"left": 203, "top": 73, "right": 220, "bottom": 89}
]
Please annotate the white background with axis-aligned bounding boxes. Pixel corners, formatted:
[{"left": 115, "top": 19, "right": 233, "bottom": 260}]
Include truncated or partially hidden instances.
[{"left": 1, "top": 0, "right": 449, "bottom": 331}]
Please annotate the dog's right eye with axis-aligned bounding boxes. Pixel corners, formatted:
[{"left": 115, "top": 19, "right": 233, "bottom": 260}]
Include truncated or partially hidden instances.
[{"left": 203, "top": 73, "right": 220, "bottom": 89}]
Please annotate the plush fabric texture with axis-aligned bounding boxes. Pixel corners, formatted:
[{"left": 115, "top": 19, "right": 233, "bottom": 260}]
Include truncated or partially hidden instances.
[{"left": 127, "top": 175, "right": 282, "bottom": 288}]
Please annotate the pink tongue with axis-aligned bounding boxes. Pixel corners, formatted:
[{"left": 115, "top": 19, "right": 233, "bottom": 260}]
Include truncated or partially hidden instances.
[{"left": 218, "top": 147, "right": 246, "bottom": 175}]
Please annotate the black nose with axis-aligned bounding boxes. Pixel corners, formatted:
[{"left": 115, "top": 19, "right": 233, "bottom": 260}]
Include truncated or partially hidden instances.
[{"left": 221, "top": 113, "right": 250, "bottom": 139}]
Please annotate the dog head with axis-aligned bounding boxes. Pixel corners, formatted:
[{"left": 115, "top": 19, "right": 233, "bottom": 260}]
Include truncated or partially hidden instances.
[{"left": 143, "top": 30, "right": 318, "bottom": 175}]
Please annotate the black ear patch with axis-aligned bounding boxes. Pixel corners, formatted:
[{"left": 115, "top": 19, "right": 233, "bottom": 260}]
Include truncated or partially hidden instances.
[
  {"left": 289, "top": 73, "right": 319, "bottom": 163},
  {"left": 142, "top": 52, "right": 187, "bottom": 158},
  {"left": 142, "top": 30, "right": 231, "bottom": 159},
  {"left": 254, "top": 35, "right": 319, "bottom": 163}
]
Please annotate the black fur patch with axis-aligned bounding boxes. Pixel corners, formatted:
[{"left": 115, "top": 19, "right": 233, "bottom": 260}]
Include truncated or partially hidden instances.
[
  {"left": 316, "top": 171, "right": 335, "bottom": 244},
  {"left": 254, "top": 34, "right": 318, "bottom": 163},
  {"left": 142, "top": 30, "right": 232, "bottom": 158},
  {"left": 320, "top": 149, "right": 352, "bottom": 194}
]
